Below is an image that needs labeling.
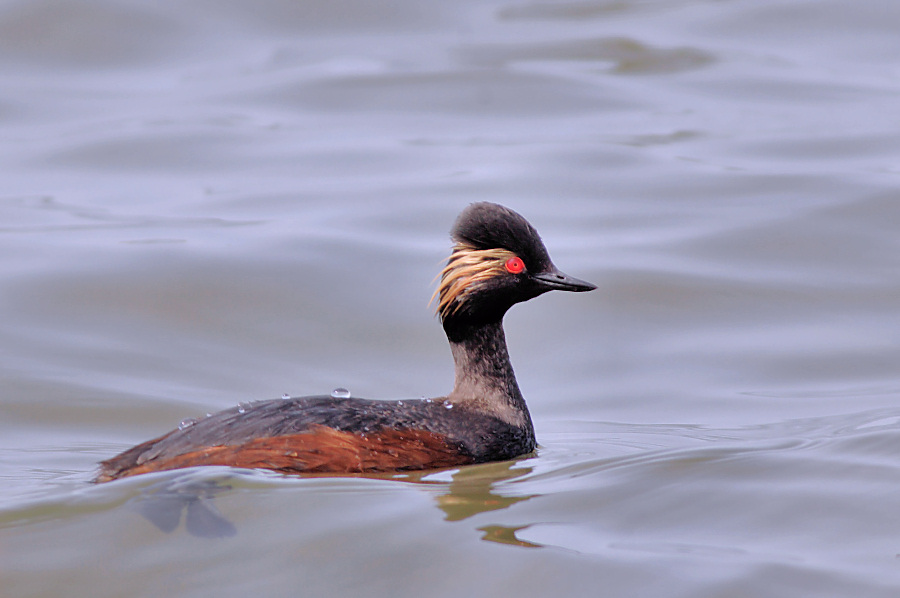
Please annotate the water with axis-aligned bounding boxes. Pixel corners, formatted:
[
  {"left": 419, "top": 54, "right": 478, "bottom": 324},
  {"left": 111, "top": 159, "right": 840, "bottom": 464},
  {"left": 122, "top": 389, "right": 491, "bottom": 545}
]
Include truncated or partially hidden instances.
[{"left": 1, "top": 0, "right": 899, "bottom": 596}]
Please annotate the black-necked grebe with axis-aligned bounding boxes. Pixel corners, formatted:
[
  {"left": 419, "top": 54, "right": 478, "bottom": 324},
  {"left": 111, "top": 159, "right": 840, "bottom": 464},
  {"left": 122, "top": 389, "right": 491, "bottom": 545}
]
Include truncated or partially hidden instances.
[{"left": 96, "top": 202, "right": 595, "bottom": 482}]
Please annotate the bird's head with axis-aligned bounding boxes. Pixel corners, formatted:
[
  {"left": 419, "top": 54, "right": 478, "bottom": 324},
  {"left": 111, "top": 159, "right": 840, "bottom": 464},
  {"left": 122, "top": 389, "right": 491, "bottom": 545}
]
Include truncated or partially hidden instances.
[{"left": 433, "top": 203, "right": 595, "bottom": 327}]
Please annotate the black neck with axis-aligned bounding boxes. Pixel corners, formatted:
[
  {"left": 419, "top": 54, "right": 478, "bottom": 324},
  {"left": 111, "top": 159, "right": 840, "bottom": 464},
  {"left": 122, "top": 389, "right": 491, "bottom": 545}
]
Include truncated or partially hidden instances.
[{"left": 443, "top": 318, "right": 534, "bottom": 432}]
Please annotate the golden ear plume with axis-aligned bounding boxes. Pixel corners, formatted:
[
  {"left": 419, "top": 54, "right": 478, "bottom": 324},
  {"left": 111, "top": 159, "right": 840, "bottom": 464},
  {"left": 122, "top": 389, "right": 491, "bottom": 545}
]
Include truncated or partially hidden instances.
[{"left": 430, "top": 243, "right": 517, "bottom": 320}]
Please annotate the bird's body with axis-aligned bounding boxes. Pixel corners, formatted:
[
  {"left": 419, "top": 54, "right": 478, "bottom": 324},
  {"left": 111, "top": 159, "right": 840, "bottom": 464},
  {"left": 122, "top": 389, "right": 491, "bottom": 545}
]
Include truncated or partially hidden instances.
[{"left": 96, "top": 203, "right": 594, "bottom": 482}]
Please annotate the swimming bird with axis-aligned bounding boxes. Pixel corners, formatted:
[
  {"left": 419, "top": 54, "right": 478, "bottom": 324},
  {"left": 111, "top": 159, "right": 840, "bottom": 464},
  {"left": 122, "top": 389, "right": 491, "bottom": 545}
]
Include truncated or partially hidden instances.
[{"left": 96, "top": 202, "right": 595, "bottom": 482}]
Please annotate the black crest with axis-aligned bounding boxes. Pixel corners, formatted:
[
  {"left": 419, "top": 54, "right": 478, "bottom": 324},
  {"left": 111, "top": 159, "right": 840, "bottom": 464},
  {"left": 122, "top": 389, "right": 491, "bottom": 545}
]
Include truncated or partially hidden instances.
[{"left": 452, "top": 203, "right": 552, "bottom": 272}]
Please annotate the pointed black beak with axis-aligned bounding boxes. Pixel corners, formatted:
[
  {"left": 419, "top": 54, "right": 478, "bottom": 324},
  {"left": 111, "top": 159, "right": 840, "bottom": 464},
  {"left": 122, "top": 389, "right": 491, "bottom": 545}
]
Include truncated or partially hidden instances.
[{"left": 532, "top": 269, "right": 597, "bottom": 293}]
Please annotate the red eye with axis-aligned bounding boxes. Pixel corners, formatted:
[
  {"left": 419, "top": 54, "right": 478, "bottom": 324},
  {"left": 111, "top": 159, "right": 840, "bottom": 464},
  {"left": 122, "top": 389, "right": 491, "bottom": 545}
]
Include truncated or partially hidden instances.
[{"left": 505, "top": 256, "right": 525, "bottom": 274}]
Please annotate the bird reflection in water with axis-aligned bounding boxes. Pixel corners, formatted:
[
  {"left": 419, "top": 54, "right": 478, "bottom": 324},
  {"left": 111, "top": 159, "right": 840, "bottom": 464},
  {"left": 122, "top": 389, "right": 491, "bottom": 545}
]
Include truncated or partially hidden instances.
[{"left": 127, "top": 457, "right": 543, "bottom": 547}]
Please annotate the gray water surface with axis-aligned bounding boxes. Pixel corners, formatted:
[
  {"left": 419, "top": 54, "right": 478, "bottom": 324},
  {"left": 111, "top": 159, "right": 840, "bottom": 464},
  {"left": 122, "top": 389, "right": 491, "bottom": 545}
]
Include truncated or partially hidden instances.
[{"left": 2, "top": 1, "right": 900, "bottom": 596}]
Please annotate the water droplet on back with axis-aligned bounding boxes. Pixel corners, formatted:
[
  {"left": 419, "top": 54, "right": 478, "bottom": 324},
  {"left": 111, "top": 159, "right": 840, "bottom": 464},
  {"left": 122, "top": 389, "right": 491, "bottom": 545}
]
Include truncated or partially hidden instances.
[
  {"left": 178, "top": 418, "right": 196, "bottom": 431},
  {"left": 443, "top": 401, "right": 454, "bottom": 410},
  {"left": 281, "top": 393, "right": 291, "bottom": 400},
  {"left": 237, "top": 402, "right": 251, "bottom": 414},
  {"left": 331, "top": 387, "right": 351, "bottom": 399}
]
